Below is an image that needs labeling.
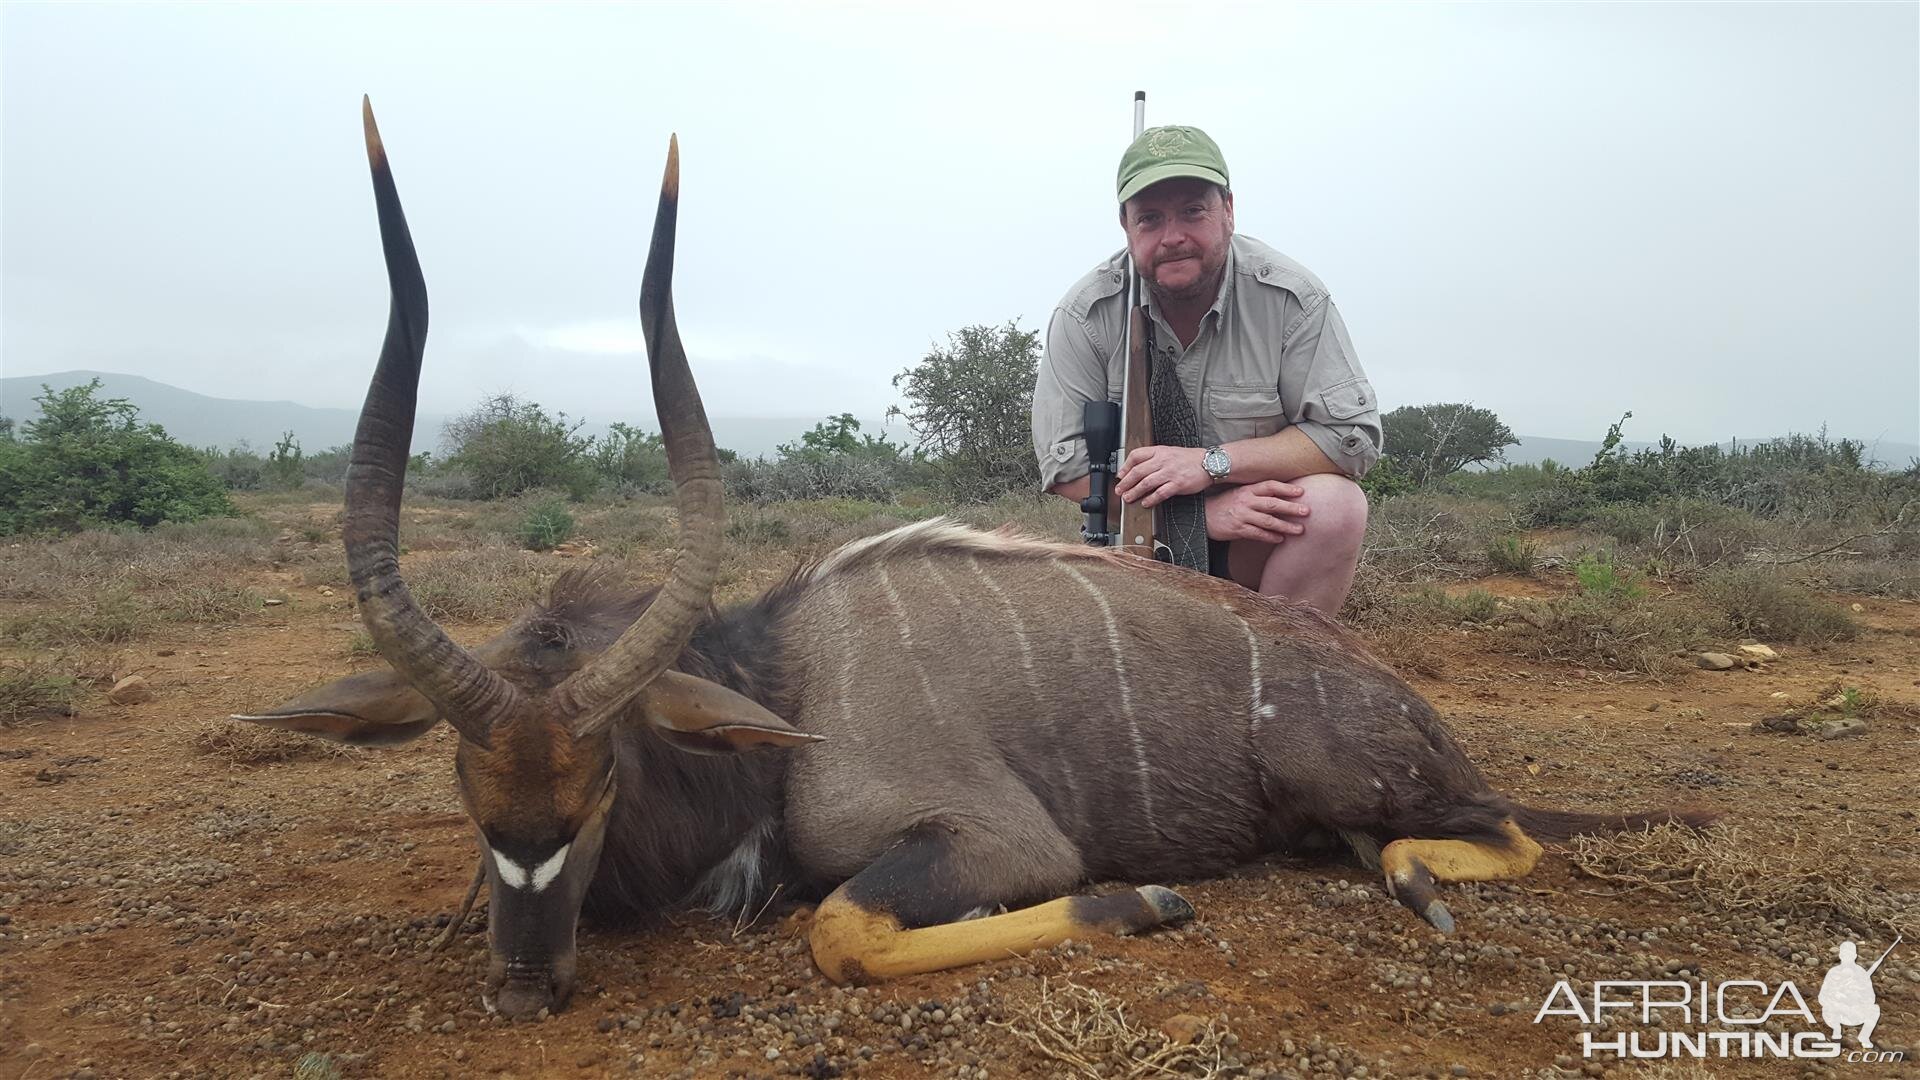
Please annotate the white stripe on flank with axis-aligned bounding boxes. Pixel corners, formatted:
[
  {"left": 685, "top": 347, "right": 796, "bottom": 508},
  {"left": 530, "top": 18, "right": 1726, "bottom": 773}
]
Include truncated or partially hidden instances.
[
  {"left": 492, "top": 849, "right": 529, "bottom": 890},
  {"left": 1061, "top": 563, "right": 1155, "bottom": 830},
  {"left": 819, "top": 581, "right": 861, "bottom": 737},
  {"left": 877, "top": 563, "right": 941, "bottom": 724},
  {"left": 529, "top": 844, "right": 570, "bottom": 893},
  {"left": 1312, "top": 670, "right": 1329, "bottom": 712},
  {"left": 969, "top": 555, "right": 1081, "bottom": 818},
  {"left": 1231, "top": 608, "right": 1266, "bottom": 739}
]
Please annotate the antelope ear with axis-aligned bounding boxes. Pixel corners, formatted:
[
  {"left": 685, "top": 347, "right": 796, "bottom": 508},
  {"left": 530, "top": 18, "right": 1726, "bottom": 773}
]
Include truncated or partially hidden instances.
[
  {"left": 643, "top": 670, "right": 822, "bottom": 755},
  {"left": 231, "top": 667, "right": 439, "bottom": 746}
]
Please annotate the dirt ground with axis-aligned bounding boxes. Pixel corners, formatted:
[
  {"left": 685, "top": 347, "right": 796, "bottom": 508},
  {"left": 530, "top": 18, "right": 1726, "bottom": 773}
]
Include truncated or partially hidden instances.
[{"left": 2, "top": 524, "right": 1917, "bottom": 1079}]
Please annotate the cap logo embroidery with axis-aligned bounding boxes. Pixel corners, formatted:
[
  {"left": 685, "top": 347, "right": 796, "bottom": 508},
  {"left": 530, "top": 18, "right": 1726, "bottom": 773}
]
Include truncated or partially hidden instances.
[{"left": 1143, "top": 128, "right": 1189, "bottom": 158}]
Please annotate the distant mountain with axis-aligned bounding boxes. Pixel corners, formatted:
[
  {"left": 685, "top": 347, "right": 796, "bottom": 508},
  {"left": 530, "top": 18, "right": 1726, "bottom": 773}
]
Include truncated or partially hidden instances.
[
  {"left": 0, "top": 370, "right": 910, "bottom": 460},
  {"left": 5, "top": 370, "right": 1912, "bottom": 469}
]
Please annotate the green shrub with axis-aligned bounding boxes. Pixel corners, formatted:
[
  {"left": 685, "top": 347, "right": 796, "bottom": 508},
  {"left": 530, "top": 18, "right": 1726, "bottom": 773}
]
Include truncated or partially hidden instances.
[
  {"left": 1485, "top": 535, "right": 1538, "bottom": 575},
  {"left": 517, "top": 500, "right": 576, "bottom": 551},
  {"left": 202, "top": 444, "right": 267, "bottom": 491},
  {"left": 441, "top": 393, "right": 598, "bottom": 499},
  {"left": 1698, "top": 567, "right": 1858, "bottom": 644},
  {"left": 1575, "top": 552, "right": 1645, "bottom": 600},
  {"left": 1409, "top": 585, "right": 1500, "bottom": 624},
  {"left": 265, "top": 431, "right": 304, "bottom": 489},
  {"left": 889, "top": 323, "right": 1040, "bottom": 500},
  {"left": 0, "top": 380, "right": 233, "bottom": 534},
  {"left": 1380, "top": 402, "right": 1518, "bottom": 486},
  {"left": 589, "top": 422, "right": 672, "bottom": 494}
]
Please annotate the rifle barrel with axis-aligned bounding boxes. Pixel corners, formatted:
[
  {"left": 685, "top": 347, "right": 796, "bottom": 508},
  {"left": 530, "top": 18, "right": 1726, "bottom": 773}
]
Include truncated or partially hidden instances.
[{"left": 1866, "top": 934, "right": 1902, "bottom": 976}]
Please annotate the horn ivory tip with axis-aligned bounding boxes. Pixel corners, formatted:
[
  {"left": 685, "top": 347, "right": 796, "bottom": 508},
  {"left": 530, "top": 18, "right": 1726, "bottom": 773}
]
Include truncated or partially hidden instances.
[
  {"left": 662, "top": 133, "right": 679, "bottom": 201},
  {"left": 363, "top": 96, "right": 387, "bottom": 169}
]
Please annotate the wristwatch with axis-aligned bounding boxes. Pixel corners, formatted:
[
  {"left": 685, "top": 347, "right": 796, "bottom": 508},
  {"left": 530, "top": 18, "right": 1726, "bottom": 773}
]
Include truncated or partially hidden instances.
[{"left": 1202, "top": 445, "right": 1232, "bottom": 481}]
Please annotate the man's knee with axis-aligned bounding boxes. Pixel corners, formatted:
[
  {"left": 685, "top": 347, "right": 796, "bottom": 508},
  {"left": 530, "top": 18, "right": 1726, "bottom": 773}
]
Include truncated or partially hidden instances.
[{"left": 1296, "top": 473, "right": 1368, "bottom": 550}]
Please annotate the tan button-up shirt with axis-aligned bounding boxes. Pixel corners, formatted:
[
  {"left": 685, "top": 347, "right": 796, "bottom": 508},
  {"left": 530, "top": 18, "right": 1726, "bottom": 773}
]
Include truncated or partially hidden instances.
[{"left": 1032, "top": 234, "right": 1382, "bottom": 491}]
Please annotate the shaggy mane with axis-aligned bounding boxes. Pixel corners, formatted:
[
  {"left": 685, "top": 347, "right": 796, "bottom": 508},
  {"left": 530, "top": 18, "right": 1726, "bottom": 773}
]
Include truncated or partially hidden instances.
[{"left": 803, "top": 517, "right": 1114, "bottom": 584}]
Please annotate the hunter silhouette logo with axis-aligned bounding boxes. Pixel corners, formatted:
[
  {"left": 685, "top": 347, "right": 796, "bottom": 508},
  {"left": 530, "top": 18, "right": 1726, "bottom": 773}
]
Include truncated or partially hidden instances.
[
  {"left": 1533, "top": 935, "right": 1905, "bottom": 1064},
  {"left": 1820, "top": 937, "right": 1899, "bottom": 1049}
]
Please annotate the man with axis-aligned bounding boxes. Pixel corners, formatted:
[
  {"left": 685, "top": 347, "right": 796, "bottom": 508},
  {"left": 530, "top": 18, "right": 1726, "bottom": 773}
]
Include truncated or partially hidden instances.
[
  {"left": 1817, "top": 940, "right": 1882, "bottom": 1049},
  {"left": 1032, "top": 125, "right": 1380, "bottom": 615}
]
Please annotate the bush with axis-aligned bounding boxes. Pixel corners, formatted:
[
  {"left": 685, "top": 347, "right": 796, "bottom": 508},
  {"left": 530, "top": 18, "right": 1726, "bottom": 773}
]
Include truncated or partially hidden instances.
[
  {"left": 724, "top": 450, "right": 908, "bottom": 504},
  {"left": 202, "top": 444, "right": 268, "bottom": 491},
  {"left": 1485, "top": 535, "right": 1538, "bottom": 575},
  {"left": 890, "top": 322, "right": 1041, "bottom": 500},
  {"left": 265, "top": 432, "right": 304, "bottom": 489},
  {"left": 1500, "top": 590, "right": 1700, "bottom": 676},
  {"left": 1574, "top": 551, "right": 1645, "bottom": 600},
  {"left": 1409, "top": 585, "right": 1499, "bottom": 624},
  {"left": 301, "top": 445, "right": 355, "bottom": 484},
  {"left": 518, "top": 500, "right": 576, "bottom": 551},
  {"left": 0, "top": 380, "right": 233, "bottom": 534},
  {"left": 1523, "top": 417, "right": 1920, "bottom": 530},
  {"left": 588, "top": 422, "right": 672, "bottom": 494},
  {"left": 1698, "top": 567, "right": 1858, "bottom": 644},
  {"left": 0, "top": 661, "right": 81, "bottom": 724},
  {"left": 441, "top": 393, "right": 598, "bottom": 499},
  {"left": 1380, "top": 403, "right": 1518, "bottom": 486}
]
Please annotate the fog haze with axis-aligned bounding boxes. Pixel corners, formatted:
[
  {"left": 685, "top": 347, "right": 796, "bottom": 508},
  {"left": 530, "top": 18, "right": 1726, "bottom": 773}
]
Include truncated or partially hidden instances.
[{"left": 4, "top": 2, "right": 1915, "bottom": 453}]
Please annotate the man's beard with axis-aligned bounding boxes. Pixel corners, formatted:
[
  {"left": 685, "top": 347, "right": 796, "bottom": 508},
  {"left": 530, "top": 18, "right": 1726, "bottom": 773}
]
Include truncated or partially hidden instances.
[{"left": 1147, "top": 258, "right": 1224, "bottom": 307}]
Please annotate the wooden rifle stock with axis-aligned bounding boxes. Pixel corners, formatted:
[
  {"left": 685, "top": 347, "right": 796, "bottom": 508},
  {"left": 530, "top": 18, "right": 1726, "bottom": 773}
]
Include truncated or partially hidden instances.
[{"left": 1112, "top": 303, "right": 1158, "bottom": 556}]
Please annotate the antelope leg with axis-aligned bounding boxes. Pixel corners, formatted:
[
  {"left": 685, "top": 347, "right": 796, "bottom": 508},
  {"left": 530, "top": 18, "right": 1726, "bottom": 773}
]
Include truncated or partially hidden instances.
[
  {"left": 808, "top": 825, "right": 1192, "bottom": 985},
  {"left": 1378, "top": 818, "right": 1542, "bottom": 933}
]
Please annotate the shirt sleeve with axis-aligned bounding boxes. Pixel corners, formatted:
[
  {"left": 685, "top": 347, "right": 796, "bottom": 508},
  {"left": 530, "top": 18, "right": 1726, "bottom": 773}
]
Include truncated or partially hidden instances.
[
  {"left": 1280, "top": 297, "right": 1382, "bottom": 478},
  {"left": 1032, "top": 307, "right": 1110, "bottom": 491}
]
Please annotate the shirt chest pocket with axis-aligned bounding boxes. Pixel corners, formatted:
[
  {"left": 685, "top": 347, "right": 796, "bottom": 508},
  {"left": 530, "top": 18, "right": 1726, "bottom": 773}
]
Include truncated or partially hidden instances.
[{"left": 1206, "top": 384, "right": 1286, "bottom": 444}]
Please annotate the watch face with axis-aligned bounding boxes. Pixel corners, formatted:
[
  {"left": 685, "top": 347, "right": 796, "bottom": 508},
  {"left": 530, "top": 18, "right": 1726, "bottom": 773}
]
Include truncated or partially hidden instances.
[{"left": 1204, "top": 448, "right": 1230, "bottom": 478}]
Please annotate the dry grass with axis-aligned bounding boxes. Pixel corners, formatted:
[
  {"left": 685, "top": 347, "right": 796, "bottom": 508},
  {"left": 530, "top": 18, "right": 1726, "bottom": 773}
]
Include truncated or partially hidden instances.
[
  {"left": 1696, "top": 566, "right": 1857, "bottom": 644},
  {"left": 997, "top": 978, "right": 1233, "bottom": 1080},
  {"left": 1496, "top": 591, "right": 1702, "bottom": 677},
  {"left": 1813, "top": 556, "right": 1920, "bottom": 598},
  {"left": 2, "top": 587, "right": 149, "bottom": 646},
  {"left": 1569, "top": 823, "right": 1917, "bottom": 937},
  {"left": 192, "top": 720, "right": 361, "bottom": 765},
  {"left": 0, "top": 660, "right": 82, "bottom": 725},
  {"left": 405, "top": 544, "right": 557, "bottom": 622},
  {"left": 154, "top": 582, "right": 267, "bottom": 625}
]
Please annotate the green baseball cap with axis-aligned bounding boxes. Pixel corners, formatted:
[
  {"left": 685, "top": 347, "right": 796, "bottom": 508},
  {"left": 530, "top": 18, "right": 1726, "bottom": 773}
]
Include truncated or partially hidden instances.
[{"left": 1116, "top": 125, "right": 1230, "bottom": 203}]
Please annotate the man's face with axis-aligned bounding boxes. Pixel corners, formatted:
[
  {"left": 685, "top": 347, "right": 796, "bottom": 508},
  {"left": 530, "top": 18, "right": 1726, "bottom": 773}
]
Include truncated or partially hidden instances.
[{"left": 1121, "top": 178, "right": 1235, "bottom": 305}]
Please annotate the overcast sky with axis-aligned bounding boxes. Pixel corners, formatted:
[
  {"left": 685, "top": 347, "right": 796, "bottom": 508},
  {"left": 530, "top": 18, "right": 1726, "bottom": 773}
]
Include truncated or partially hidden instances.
[{"left": 3, "top": 2, "right": 1916, "bottom": 453}]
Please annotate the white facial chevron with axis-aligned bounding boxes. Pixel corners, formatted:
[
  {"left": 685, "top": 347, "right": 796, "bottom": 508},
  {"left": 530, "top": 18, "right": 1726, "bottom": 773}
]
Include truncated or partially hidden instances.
[{"left": 492, "top": 843, "right": 571, "bottom": 892}]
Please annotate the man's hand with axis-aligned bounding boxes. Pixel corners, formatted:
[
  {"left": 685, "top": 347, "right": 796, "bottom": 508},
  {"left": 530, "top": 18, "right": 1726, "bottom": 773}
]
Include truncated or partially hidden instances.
[
  {"left": 1114, "top": 445, "right": 1211, "bottom": 508},
  {"left": 1205, "top": 480, "right": 1309, "bottom": 543}
]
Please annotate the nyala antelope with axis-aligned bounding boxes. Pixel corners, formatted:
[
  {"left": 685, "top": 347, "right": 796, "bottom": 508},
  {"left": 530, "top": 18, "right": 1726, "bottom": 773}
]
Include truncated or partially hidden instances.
[{"left": 239, "top": 101, "right": 1707, "bottom": 1020}]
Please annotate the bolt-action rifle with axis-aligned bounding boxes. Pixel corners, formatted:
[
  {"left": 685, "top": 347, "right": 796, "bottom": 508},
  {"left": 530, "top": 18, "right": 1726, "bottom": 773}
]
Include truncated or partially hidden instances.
[{"left": 1081, "top": 90, "right": 1170, "bottom": 561}]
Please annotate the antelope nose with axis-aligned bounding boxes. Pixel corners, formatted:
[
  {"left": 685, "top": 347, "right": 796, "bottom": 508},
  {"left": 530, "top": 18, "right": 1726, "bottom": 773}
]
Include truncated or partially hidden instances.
[{"left": 495, "top": 978, "right": 555, "bottom": 1021}]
